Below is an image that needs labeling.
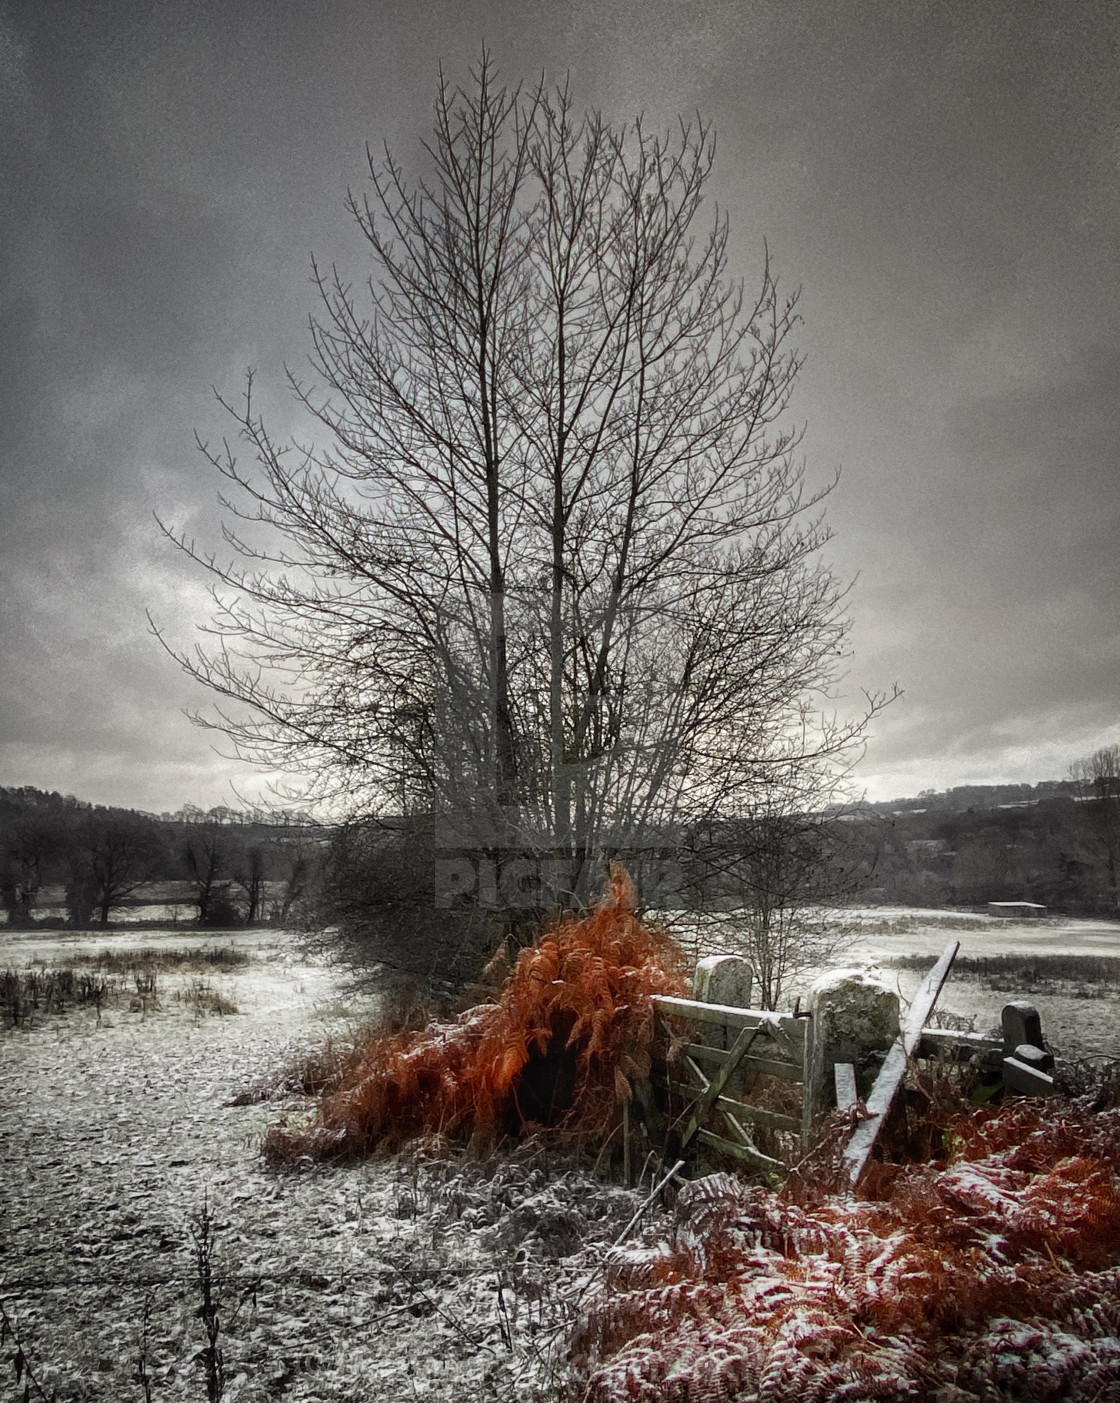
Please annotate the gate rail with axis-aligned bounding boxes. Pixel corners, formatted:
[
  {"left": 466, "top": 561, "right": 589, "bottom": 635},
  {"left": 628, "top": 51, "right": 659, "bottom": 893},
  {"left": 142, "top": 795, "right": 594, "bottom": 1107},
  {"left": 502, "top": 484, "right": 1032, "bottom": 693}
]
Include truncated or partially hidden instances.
[{"left": 650, "top": 995, "right": 814, "bottom": 1174}]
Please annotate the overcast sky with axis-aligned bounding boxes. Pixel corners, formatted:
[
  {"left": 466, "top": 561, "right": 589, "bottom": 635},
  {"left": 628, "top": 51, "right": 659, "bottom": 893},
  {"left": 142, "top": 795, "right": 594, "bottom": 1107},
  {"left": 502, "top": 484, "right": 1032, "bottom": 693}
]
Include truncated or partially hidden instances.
[{"left": 1, "top": 0, "right": 1116, "bottom": 814}]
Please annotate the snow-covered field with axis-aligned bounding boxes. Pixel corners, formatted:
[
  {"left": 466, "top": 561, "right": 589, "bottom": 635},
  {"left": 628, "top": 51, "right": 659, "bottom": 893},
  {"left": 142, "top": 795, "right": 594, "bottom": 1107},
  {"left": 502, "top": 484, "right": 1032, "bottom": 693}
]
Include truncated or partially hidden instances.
[
  {"left": 3, "top": 911, "right": 1119, "bottom": 1401},
  {"left": 0, "top": 929, "right": 634, "bottom": 1402},
  {"left": 840, "top": 907, "right": 1120, "bottom": 1061}
]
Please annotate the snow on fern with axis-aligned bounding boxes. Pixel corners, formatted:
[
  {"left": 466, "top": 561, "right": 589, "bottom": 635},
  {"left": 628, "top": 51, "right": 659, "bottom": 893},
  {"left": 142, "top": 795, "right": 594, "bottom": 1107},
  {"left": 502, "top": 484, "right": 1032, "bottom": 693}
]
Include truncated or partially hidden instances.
[
  {"left": 568, "top": 1102, "right": 1120, "bottom": 1401},
  {"left": 264, "top": 865, "right": 688, "bottom": 1161}
]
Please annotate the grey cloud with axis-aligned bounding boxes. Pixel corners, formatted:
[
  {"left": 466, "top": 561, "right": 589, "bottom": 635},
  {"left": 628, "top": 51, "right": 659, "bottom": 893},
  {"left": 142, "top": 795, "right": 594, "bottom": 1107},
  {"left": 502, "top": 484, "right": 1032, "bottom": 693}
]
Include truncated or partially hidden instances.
[{"left": 0, "top": 0, "right": 1116, "bottom": 809}]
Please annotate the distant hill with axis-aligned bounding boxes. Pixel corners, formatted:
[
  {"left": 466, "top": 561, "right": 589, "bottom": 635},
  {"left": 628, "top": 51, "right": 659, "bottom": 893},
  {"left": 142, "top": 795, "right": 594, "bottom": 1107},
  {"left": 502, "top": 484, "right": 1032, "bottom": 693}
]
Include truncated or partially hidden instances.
[
  {"left": 833, "top": 778, "right": 1115, "bottom": 915},
  {"left": 840, "top": 779, "right": 1082, "bottom": 819}
]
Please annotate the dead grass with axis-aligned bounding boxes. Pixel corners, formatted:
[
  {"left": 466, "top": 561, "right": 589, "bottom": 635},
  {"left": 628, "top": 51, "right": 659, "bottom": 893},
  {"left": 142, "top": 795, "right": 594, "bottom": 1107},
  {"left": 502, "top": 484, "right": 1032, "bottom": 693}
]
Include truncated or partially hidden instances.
[
  {"left": 889, "top": 952, "right": 1120, "bottom": 997},
  {"left": 175, "top": 977, "right": 239, "bottom": 1017},
  {"left": 845, "top": 912, "right": 1003, "bottom": 936},
  {"left": 63, "top": 945, "right": 251, "bottom": 973},
  {"left": 1, "top": 967, "right": 114, "bottom": 1027},
  {"left": 2, "top": 948, "right": 246, "bottom": 1027},
  {"left": 264, "top": 865, "right": 689, "bottom": 1163},
  {"left": 570, "top": 1091, "right": 1120, "bottom": 1402},
  {"left": 229, "top": 1026, "right": 380, "bottom": 1105},
  {"left": 229, "top": 984, "right": 441, "bottom": 1107}
]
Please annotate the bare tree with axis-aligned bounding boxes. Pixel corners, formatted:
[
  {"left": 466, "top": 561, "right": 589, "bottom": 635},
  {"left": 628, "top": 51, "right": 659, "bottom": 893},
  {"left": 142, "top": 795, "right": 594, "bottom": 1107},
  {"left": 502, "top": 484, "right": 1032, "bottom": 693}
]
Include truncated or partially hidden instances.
[
  {"left": 1070, "top": 743, "right": 1120, "bottom": 912},
  {"left": 274, "top": 844, "right": 312, "bottom": 924},
  {"left": 0, "top": 806, "right": 62, "bottom": 928},
  {"left": 183, "top": 818, "right": 229, "bottom": 925},
  {"left": 158, "top": 57, "right": 889, "bottom": 937},
  {"left": 232, "top": 843, "right": 268, "bottom": 925},
  {"left": 76, "top": 812, "right": 163, "bottom": 929},
  {"left": 675, "top": 781, "right": 859, "bottom": 1008}
]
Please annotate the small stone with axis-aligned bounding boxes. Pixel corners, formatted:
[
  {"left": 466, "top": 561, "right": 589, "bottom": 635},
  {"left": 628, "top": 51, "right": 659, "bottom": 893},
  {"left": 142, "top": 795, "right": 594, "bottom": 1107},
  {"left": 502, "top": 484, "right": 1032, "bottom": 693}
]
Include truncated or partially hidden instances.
[{"left": 1012, "top": 1042, "right": 1054, "bottom": 1071}]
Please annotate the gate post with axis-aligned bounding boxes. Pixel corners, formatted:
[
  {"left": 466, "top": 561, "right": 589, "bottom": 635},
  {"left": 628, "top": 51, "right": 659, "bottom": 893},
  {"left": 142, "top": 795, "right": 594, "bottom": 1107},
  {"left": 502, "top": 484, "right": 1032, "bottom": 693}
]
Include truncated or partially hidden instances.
[
  {"left": 807, "top": 970, "right": 900, "bottom": 1122},
  {"left": 693, "top": 955, "right": 753, "bottom": 1051},
  {"left": 693, "top": 953, "right": 753, "bottom": 1006}
]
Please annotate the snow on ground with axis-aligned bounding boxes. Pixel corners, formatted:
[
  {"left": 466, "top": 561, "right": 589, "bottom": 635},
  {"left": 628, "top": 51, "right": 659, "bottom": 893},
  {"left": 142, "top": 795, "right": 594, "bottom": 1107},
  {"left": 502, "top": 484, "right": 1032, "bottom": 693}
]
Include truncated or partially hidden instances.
[
  {"left": 668, "top": 906, "right": 1120, "bottom": 1062},
  {"left": 3, "top": 912, "right": 1119, "bottom": 1401},
  {"left": 838, "top": 908, "right": 1120, "bottom": 1061},
  {"left": 837, "top": 905, "right": 1120, "bottom": 958},
  {"left": 0, "top": 930, "right": 637, "bottom": 1402}
]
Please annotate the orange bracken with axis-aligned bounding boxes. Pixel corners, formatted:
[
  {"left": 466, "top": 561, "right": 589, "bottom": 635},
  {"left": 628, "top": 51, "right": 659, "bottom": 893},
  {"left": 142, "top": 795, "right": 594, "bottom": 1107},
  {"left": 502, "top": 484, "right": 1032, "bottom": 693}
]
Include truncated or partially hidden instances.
[{"left": 263, "top": 864, "right": 688, "bottom": 1162}]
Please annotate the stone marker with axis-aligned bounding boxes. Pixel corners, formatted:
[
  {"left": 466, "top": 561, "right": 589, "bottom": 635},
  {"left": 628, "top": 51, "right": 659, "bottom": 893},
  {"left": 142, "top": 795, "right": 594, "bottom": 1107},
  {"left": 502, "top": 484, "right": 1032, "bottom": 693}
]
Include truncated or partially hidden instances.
[
  {"left": 1001, "top": 1001, "right": 1044, "bottom": 1057},
  {"left": 693, "top": 954, "right": 753, "bottom": 1008},
  {"left": 1000, "top": 1001, "right": 1056, "bottom": 1096},
  {"left": 808, "top": 969, "right": 900, "bottom": 1112}
]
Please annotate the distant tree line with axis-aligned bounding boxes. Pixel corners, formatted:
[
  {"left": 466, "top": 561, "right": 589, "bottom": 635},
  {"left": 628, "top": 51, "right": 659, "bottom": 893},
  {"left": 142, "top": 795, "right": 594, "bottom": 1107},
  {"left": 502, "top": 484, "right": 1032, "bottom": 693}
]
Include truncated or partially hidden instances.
[
  {"left": 840, "top": 756, "right": 1119, "bottom": 915},
  {"left": 0, "top": 787, "right": 321, "bottom": 930},
  {"left": 3, "top": 753, "right": 1114, "bottom": 964},
  {"left": 847, "top": 778, "right": 1083, "bottom": 816}
]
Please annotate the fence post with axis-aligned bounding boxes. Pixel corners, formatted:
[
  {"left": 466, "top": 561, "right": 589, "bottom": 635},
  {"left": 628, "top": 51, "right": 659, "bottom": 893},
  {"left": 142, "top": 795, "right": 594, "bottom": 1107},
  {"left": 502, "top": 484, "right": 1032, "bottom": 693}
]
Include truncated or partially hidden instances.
[
  {"left": 1001, "top": 1000, "right": 1056, "bottom": 1095},
  {"left": 800, "top": 1008, "right": 816, "bottom": 1149},
  {"left": 1000, "top": 1000, "right": 1044, "bottom": 1057}
]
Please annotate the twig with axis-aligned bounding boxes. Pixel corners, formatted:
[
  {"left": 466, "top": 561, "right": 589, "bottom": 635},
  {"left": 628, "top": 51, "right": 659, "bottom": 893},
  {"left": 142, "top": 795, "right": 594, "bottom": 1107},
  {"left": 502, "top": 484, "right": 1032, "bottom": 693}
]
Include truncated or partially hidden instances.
[
  {"left": 495, "top": 1276, "right": 514, "bottom": 1351},
  {"left": 188, "top": 1196, "right": 225, "bottom": 1403},
  {"left": 635, "top": 1150, "right": 659, "bottom": 1193},
  {"left": 0, "top": 1295, "right": 56, "bottom": 1402},
  {"left": 612, "top": 1159, "right": 686, "bottom": 1247},
  {"left": 134, "top": 1294, "right": 154, "bottom": 1403},
  {"left": 591, "top": 1120, "right": 622, "bottom": 1176},
  {"left": 397, "top": 1269, "right": 498, "bottom": 1356}
]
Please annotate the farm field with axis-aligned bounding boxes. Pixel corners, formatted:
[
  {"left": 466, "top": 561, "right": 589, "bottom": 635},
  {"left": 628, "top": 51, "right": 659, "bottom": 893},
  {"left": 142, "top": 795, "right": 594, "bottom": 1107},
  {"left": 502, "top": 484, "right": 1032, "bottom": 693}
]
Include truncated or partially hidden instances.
[
  {"left": 2, "top": 911, "right": 1119, "bottom": 1401},
  {"left": 0, "top": 927, "right": 625, "bottom": 1402},
  {"left": 670, "top": 905, "right": 1120, "bottom": 1063},
  {"left": 840, "top": 907, "right": 1120, "bottom": 1062}
]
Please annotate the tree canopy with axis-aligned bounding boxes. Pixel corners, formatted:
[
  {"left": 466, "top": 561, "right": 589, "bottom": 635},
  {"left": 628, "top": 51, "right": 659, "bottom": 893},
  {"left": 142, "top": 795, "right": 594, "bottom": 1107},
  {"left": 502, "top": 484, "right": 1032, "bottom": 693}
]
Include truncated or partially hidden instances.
[{"left": 161, "top": 58, "right": 886, "bottom": 910}]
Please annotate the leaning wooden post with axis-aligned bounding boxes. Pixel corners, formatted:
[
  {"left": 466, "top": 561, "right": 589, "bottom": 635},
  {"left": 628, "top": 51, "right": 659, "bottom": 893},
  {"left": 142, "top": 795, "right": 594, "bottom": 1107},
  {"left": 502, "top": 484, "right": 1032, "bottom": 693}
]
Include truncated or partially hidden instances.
[{"left": 842, "top": 940, "right": 960, "bottom": 1191}]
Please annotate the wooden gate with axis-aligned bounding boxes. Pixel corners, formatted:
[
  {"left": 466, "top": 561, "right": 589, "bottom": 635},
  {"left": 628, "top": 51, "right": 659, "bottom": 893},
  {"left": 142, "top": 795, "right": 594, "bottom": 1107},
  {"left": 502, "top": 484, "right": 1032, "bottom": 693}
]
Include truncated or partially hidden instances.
[{"left": 650, "top": 994, "right": 814, "bottom": 1175}]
